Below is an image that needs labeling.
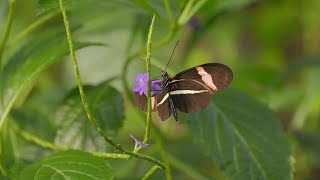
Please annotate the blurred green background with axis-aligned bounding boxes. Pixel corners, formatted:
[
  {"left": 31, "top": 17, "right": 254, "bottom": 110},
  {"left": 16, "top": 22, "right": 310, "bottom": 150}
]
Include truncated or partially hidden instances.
[{"left": 1, "top": 0, "right": 320, "bottom": 179}]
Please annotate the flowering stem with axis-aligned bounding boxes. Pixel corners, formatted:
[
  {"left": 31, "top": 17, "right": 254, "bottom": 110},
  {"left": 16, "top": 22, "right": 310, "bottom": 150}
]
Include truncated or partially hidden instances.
[
  {"left": 0, "top": 0, "right": 15, "bottom": 68},
  {"left": 58, "top": 0, "right": 165, "bottom": 170},
  {"left": 143, "top": 15, "right": 155, "bottom": 145}
]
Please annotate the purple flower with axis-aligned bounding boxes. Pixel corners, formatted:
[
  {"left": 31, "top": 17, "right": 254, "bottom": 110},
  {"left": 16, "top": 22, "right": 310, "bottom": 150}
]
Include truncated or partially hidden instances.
[
  {"left": 133, "top": 73, "right": 149, "bottom": 95},
  {"left": 151, "top": 80, "right": 162, "bottom": 96},
  {"left": 133, "top": 73, "right": 163, "bottom": 96},
  {"left": 130, "top": 134, "right": 149, "bottom": 151}
]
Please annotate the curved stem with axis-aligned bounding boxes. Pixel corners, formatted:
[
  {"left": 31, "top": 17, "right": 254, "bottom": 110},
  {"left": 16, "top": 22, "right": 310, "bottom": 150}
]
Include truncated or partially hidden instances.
[
  {"left": 164, "top": 0, "right": 173, "bottom": 24},
  {"left": 0, "top": 0, "right": 15, "bottom": 68},
  {"left": 141, "top": 165, "right": 161, "bottom": 180},
  {"left": 59, "top": 0, "right": 119, "bottom": 149},
  {"left": 19, "top": 128, "right": 130, "bottom": 159},
  {"left": 154, "top": 132, "right": 172, "bottom": 180},
  {"left": 20, "top": 129, "right": 66, "bottom": 151}
]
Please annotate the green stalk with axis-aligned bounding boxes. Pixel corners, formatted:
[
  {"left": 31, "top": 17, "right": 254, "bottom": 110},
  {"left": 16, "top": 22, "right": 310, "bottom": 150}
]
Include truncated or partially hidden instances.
[
  {"left": 164, "top": 0, "right": 173, "bottom": 24},
  {"left": 0, "top": 0, "right": 15, "bottom": 68},
  {"left": 141, "top": 165, "right": 160, "bottom": 180},
  {"left": 19, "top": 128, "right": 131, "bottom": 159},
  {"left": 20, "top": 129, "right": 66, "bottom": 151},
  {"left": 143, "top": 15, "right": 155, "bottom": 144}
]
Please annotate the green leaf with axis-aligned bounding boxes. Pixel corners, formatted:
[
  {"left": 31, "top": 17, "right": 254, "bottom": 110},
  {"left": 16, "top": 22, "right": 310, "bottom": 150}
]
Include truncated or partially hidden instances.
[
  {"left": 19, "top": 150, "right": 113, "bottom": 179},
  {"left": 0, "top": 24, "right": 101, "bottom": 129},
  {"left": 54, "top": 82, "right": 124, "bottom": 151},
  {"left": 181, "top": 88, "right": 293, "bottom": 180}
]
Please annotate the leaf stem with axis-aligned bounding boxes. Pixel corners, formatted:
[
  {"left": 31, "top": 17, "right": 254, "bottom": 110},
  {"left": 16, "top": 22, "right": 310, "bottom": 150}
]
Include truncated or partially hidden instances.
[
  {"left": 164, "top": 0, "right": 173, "bottom": 24},
  {"left": 19, "top": 128, "right": 129, "bottom": 159},
  {"left": 0, "top": 0, "right": 15, "bottom": 68},
  {"left": 19, "top": 129, "right": 66, "bottom": 151},
  {"left": 58, "top": 0, "right": 165, "bottom": 170},
  {"left": 177, "top": 0, "right": 207, "bottom": 26},
  {"left": 141, "top": 165, "right": 161, "bottom": 180}
]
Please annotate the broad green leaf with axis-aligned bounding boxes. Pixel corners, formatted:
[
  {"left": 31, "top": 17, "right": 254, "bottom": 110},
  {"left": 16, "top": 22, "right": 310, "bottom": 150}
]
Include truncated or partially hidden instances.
[
  {"left": 19, "top": 150, "right": 113, "bottom": 179},
  {"left": 54, "top": 82, "right": 124, "bottom": 151},
  {"left": 181, "top": 88, "right": 293, "bottom": 180},
  {"left": 0, "top": 24, "right": 101, "bottom": 129}
]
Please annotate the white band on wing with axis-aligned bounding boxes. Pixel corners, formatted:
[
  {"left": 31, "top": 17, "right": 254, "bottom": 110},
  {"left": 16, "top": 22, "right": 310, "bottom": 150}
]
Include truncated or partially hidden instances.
[{"left": 157, "top": 90, "right": 208, "bottom": 106}]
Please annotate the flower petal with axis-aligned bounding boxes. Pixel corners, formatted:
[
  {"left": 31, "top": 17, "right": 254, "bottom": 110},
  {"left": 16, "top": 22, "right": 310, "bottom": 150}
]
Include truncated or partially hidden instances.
[
  {"left": 133, "top": 73, "right": 150, "bottom": 96},
  {"left": 151, "top": 80, "right": 163, "bottom": 96},
  {"left": 130, "top": 134, "right": 149, "bottom": 151}
]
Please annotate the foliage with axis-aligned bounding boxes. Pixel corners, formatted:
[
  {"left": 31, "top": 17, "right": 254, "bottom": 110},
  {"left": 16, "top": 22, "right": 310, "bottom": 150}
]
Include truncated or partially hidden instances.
[{"left": 0, "top": 0, "right": 319, "bottom": 179}]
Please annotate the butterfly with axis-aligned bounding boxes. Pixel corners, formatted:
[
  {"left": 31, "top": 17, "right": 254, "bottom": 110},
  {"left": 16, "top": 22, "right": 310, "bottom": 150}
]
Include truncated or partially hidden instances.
[{"left": 133, "top": 63, "right": 233, "bottom": 121}]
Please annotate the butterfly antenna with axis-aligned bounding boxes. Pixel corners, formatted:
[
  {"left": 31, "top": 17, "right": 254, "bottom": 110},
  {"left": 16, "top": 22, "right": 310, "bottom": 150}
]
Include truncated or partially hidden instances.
[{"left": 164, "top": 41, "right": 179, "bottom": 72}]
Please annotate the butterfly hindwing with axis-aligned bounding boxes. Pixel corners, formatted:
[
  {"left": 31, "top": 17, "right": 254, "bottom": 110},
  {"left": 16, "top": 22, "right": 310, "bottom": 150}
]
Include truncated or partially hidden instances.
[
  {"left": 156, "top": 89, "right": 172, "bottom": 121},
  {"left": 169, "top": 79, "right": 212, "bottom": 113},
  {"left": 134, "top": 92, "right": 158, "bottom": 112}
]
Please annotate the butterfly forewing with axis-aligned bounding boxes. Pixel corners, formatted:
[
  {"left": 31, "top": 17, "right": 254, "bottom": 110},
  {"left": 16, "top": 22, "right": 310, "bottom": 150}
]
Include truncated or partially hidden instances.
[{"left": 172, "top": 63, "right": 233, "bottom": 92}]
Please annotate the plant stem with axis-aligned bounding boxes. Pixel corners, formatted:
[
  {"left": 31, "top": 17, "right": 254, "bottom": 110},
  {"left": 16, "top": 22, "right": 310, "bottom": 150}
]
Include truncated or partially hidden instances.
[
  {"left": 0, "top": 0, "right": 15, "bottom": 68},
  {"left": 154, "top": 132, "right": 172, "bottom": 180},
  {"left": 59, "top": 0, "right": 118, "bottom": 149},
  {"left": 143, "top": 15, "right": 155, "bottom": 144},
  {"left": 58, "top": 0, "right": 165, "bottom": 170},
  {"left": 19, "top": 128, "right": 130, "bottom": 159},
  {"left": 20, "top": 129, "right": 66, "bottom": 151},
  {"left": 141, "top": 165, "right": 160, "bottom": 180},
  {"left": 121, "top": 27, "right": 176, "bottom": 106},
  {"left": 164, "top": 0, "right": 173, "bottom": 24}
]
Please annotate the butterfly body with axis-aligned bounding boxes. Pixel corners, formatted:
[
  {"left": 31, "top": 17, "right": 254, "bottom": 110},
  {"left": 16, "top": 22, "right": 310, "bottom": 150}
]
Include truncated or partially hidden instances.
[{"left": 134, "top": 63, "right": 233, "bottom": 121}]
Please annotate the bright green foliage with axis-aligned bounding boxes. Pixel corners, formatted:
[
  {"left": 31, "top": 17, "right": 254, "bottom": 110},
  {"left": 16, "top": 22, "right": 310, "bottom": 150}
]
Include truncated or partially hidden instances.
[{"left": 18, "top": 150, "right": 113, "bottom": 180}]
